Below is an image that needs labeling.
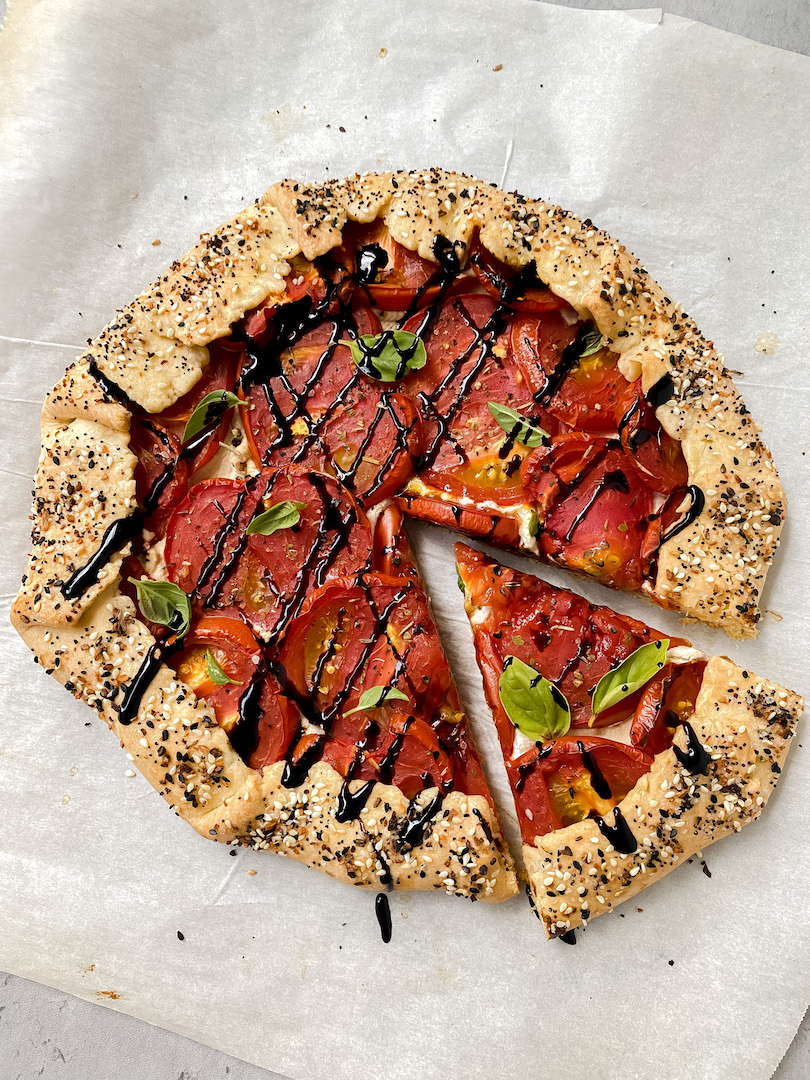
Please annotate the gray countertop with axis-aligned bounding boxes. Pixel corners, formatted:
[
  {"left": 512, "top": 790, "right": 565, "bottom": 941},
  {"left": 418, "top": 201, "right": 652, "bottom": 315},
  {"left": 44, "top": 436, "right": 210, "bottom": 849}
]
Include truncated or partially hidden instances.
[{"left": 2, "top": 2, "right": 808, "bottom": 1078}]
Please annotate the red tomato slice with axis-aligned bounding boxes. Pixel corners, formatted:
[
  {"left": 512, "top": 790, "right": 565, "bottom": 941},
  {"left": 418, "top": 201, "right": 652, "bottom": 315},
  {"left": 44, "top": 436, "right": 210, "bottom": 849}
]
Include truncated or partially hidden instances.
[
  {"left": 239, "top": 302, "right": 421, "bottom": 506},
  {"left": 372, "top": 504, "right": 420, "bottom": 582},
  {"left": 521, "top": 435, "right": 654, "bottom": 589},
  {"left": 276, "top": 573, "right": 491, "bottom": 801},
  {"left": 618, "top": 384, "right": 689, "bottom": 494},
  {"left": 399, "top": 293, "right": 541, "bottom": 502},
  {"left": 454, "top": 543, "right": 674, "bottom": 729},
  {"left": 630, "top": 660, "right": 707, "bottom": 755},
  {"left": 164, "top": 469, "right": 373, "bottom": 642},
  {"left": 158, "top": 341, "right": 240, "bottom": 475},
  {"left": 242, "top": 257, "right": 329, "bottom": 342},
  {"left": 510, "top": 738, "right": 653, "bottom": 842},
  {"left": 129, "top": 418, "right": 189, "bottom": 542},
  {"left": 469, "top": 237, "right": 569, "bottom": 313},
  {"left": 167, "top": 615, "right": 262, "bottom": 731},
  {"left": 510, "top": 313, "right": 630, "bottom": 432},
  {"left": 336, "top": 220, "right": 440, "bottom": 311}
]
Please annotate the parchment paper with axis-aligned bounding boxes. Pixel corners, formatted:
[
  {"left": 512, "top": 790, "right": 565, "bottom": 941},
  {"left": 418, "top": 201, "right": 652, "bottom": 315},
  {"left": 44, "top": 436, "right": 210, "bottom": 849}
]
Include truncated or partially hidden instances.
[{"left": 0, "top": 2, "right": 808, "bottom": 1078}]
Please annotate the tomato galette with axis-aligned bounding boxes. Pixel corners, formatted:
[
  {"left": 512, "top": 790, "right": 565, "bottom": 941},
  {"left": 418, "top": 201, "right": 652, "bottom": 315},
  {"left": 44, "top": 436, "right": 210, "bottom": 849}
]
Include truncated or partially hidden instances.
[{"left": 11, "top": 169, "right": 801, "bottom": 931}]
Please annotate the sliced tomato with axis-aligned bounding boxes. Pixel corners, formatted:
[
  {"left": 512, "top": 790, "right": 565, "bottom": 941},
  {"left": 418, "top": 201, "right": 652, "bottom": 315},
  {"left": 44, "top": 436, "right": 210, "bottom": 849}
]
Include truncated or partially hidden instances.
[
  {"left": 167, "top": 615, "right": 262, "bottom": 731},
  {"left": 469, "top": 237, "right": 569, "bottom": 313},
  {"left": 277, "top": 573, "right": 491, "bottom": 800},
  {"left": 630, "top": 660, "right": 707, "bottom": 755},
  {"left": 336, "top": 220, "right": 440, "bottom": 310},
  {"left": 521, "top": 435, "right": 654, "bottom": 589},
  {"left": 242, "top": 257, "right": 329, "bottom": 342},
  {"left": 158, "top": 340, "right": 240, "bottom": 476},
  {"left": 618, "top": 383, "right": 689, "bottom": 494},
  {"left": 398, "top": 293, "right": 542, "bottom": 502},
  {"left": 164, "top": 469, "right": 372, "bottom": 642},
  {"left": 454, "top": 543, "right": 674, "bottom": 729},
  {"left": 510, "top": 313, "right": 631, "bottom": 432},
  {"left": 239, "top": 302, "right": 420, "bottom": 506},
  {"left": 395, "top": 492, "right": 522, "bottom": 548},
  {"left": 372, "top": 504, "right": 420, "bottom": 582},
  {"left": 509, "top": 738, "right": 653, "bottom": 842},
  {"left": 129, "top": 418, "right": 189, "bottom": 542}
]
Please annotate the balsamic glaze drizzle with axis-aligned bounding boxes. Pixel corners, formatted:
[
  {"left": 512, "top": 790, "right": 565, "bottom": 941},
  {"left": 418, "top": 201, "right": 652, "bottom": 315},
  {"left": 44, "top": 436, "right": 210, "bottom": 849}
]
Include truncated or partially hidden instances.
[
  {"left": 672, "top": 720, "right": 710, "bottom": 775},
  {"left": 645, "top": 373, "right": 676, "bottom": 410},
  {"left": 375, "top": 892, "right": 393, "bottom": 943},
  {"left": 594, "top": 806, "right": 637, "bottom": 854},
  {"left": 61, "top": 515, "right": 138, "bottom": 600},
  {"left": 576, "top": 740, "right": 612, "bottom": 801},
  {"left": 118, "top": 634, "right": 182, "bottom": 725},
  {"left": 660, "top": 485, "right": 705, "bottom": 545}
]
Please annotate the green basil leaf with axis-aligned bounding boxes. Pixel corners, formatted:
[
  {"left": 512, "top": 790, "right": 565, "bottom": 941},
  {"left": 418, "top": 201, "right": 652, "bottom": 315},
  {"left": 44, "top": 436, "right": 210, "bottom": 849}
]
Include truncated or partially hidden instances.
[
  {"left": 527, "top": 511, "right": 540, "bottom": 537},
  {"left": 487, "top": 402, "right": 548, "bottom": 448},
  {"left": 344, "top": 684, "right": 409, "bottom": 716},
  {"left": 457, "top": 566, "right": 465, "bottom": 593},
  {"left": 205, "top": 649, "right": 241, "bottom": 686},
  {"left": 578, "top": 327, "right": 604, "bottom": 358},
  {"left": 127, "top": 577, "right": 191, "bottom": 638},
  {"left": 340, "top": 331, "right": 427, "bottom": 382},
  {"left": 590, "top": 638, "right": 670, "bottom": 719},
  {"left": 499, "top": 656, "right": 571, "bottom": 740},
  {"left": 246, "top": 500, "right": 304, "bottom": 536},
  {"left": 182, "top": 390, "right": 240, "bottom": 444}
]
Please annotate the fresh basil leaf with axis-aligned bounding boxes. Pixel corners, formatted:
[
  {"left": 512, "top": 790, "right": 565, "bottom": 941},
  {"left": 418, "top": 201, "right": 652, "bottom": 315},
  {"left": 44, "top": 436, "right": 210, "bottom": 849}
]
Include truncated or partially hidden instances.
[
  {"left": 340, "top": 331, "right": 427, "bottom": 382},
  {"left": 527, "top": 511, "right": 540, "bottom": 537},
  {"left": 578, "top": 327, "right": 604, "bottom": 358},
  {"left": 499, "top": 656, "right": 571, "bottom": 740},
  {"left": 182, "top": 390, "right": 240, "bottom": 444},
  {"left": 127, "top": 577, "right": 191, "bottom": 638},
  {"left": 590, "top": 638, "right": 670, "bottom": 720},
  {"left": 246, "top": 500, "right": 304, "bottom": 536},
  {"left": 344, "top": 684, "right": 409, "bottom": 716},
  {"left": 205, "top": 649, "right": 241, "bottom": 686},
  {"left": 487, "top": 402, "right": 548, "bottom": 448}
]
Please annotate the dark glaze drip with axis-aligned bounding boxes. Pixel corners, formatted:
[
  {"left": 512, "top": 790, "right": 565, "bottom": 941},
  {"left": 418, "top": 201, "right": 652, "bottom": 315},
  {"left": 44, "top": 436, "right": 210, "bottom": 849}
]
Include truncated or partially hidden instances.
[
  {"left": 227, "top": 666, "right": 266, "bottom": 761},
  {"left": 595, "top": 806, "right": 637, "bottom": 854},
  {"left": 87, "top": 359, "right": 134, "bottom": 409},
  {"left": 660, "top": 485, "right": 705, "bottom": 545},
  {"left": 645, "top": 373, "right": 676, "bottom": 410},
  {"left": 237, "top": 277, "right": 344, "bottom": 393},
  {"left": 375, "top": 892, "right": 392, "bottom": 943},
  {"left": 576, "top": 740, "right": 612, "bottom": 801},
  {"left": 672, "top": 720, "right": 710, "bottom": 775},
  {"left": 396, "top": 790, "right": 444, "bottom": 852},
  {"left": 558, "top": 929, "right": 577, "bottom": 945},
  {"left": 281, "top": 734, "right": 324, "bottom": 789},
  {"left": 533, "top": 323, "right": 594, "bottom": 408},
  {"left": 562, "top": 469, "right": 629, "bottom": 544},
  {"left": 335, "top": 779, "right": 376, "bottom": 823},
  {"left": 62, "top": 515, "right": 138, "bottom": 600},
  {"left": 355, "top": 243, "right": 388, "bottom": 284},
  {"left": 513, "top": 742, "right": 552, "bottom": 793},
  {"left": 118, "top": 632, "right": 182, "bottom": 726}
]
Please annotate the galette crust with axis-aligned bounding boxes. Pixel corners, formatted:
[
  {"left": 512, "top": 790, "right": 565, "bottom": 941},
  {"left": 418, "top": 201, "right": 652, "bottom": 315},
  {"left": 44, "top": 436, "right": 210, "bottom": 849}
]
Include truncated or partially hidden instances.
[
  {"left": 11, "top": 170, "right": 790, "bottom": 904},
  {"left": 523, "top": 657, "right": 803, "bottom": 937}
]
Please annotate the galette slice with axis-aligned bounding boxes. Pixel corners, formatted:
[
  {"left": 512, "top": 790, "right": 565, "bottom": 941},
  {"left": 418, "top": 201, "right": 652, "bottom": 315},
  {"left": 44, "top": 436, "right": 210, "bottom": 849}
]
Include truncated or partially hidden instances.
[{"left": 455, "top": 543, "right": 802, "bottom": 939}]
